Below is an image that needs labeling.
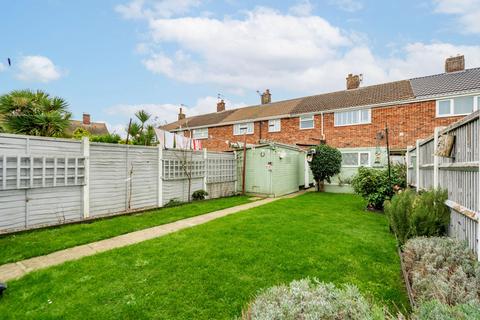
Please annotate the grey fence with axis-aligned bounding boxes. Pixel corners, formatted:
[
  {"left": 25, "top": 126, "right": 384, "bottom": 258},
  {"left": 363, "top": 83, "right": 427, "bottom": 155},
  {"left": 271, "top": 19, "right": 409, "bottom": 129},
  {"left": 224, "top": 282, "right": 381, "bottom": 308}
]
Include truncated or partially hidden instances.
[
  {"left": 406, "top": 111, "right": 480, "bottom": 259},
  {"left": 0, "top": 134, "right": 236, "bottom": 234}
]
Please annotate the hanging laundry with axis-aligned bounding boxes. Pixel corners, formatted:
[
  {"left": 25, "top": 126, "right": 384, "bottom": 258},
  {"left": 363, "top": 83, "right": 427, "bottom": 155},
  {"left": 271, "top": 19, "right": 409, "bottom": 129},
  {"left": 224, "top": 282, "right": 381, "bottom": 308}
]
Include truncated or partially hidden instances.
[
  {"left": 165, "top": 131, "right": 175, "bottom": 149},
  {"left": 154, "top": 128, "right": 166, "bottom": 148}
]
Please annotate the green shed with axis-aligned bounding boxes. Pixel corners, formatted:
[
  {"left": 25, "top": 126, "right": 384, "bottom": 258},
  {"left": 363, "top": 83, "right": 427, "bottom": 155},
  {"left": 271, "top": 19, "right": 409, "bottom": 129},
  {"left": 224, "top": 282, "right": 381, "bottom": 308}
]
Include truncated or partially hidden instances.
[{"left": 236, "top": 143, "right": 313, "bottom": 197}]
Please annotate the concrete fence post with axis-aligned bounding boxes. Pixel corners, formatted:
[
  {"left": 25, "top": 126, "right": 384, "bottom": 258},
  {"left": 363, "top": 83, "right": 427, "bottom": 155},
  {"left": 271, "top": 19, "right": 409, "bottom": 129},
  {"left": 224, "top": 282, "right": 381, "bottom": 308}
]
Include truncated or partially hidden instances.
[
  {"left": 433, "top": 127, "right": 441, "bottom": 189},
  {"left": 416, "top": 139, "right": 421, "bottom": 192},
  {"left": 406, "top": 146, "right": 410, "bottom": 185},
  {"left": 81, "top": 137, "right": 90, "bottom": 218},
  {"left": 203, "top": 148, "right": 208, "bottom": 198},
  {"left": 304, "top": 153, "right": 309, "bottom": 188},
  {"left": 158, "top": 145, "right": 163, "bottom": 207},
  {"left": 477, "top": 119, "right": 480, "bottom": 261}
]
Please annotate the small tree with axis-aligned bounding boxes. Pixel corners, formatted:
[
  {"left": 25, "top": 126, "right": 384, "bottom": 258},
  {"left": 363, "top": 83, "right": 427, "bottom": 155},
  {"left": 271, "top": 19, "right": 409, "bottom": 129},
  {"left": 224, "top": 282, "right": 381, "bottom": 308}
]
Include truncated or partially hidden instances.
[{"left": 308, "top": 144, "right": 342, "bottom": 192}]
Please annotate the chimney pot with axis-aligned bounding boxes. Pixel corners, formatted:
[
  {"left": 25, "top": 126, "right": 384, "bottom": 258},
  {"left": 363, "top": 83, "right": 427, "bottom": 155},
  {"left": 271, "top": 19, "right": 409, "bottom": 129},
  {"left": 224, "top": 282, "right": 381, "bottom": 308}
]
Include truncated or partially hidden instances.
[
  {"left": 217, "top": 99, "right": 226, "bottom": 112},
  {"left": 346, "top": 74, "right": 361, "bottom": 90},
  {"left": 445, "top": 55, "right": 465, "bottom": 73},
  {"left": 178, "top": 107, "right": 186, "bottom": 121},
  {"left": 261, "top": 89, "right": 271, "bottom": 104},
  {"left": 82, "top": 113, "right": 91, "bottom": 125}
]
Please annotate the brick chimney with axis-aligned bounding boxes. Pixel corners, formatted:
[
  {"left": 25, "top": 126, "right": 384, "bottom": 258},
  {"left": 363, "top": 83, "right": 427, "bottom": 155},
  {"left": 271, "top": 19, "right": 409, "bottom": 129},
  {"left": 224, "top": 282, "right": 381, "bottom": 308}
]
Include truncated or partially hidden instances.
[
  {"left": 82, "top": 113, "right": 91, "bottom": 125},
  {"left": 445, "top": 55, "right": 465, "bottom": 73},
  {"left": 178, "top": 107, "right": 186, "bottom": 121},
  {"left": 346, "top": 74, "right": 361, "bottom": 90},
  {"left": 261, "top": 89, "right": 271, "bottom": 104},
  {"left": 217, "top": 99, "right": 225, "bottom": 112}
]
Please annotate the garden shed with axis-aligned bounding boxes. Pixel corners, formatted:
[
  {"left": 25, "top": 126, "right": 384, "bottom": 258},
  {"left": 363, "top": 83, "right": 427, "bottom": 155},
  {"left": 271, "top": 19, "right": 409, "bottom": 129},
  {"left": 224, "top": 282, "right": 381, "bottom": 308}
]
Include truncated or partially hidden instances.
[{"left": 236, "top": 143, "right": 313, "bottom": 197}]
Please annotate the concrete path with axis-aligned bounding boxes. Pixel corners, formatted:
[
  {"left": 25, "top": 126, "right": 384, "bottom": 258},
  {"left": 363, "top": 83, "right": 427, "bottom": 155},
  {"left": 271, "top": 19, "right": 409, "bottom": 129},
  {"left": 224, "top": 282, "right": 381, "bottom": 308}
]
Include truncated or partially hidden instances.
[{"left": 0, "top": 190, "right": 307, "bottom": 282}]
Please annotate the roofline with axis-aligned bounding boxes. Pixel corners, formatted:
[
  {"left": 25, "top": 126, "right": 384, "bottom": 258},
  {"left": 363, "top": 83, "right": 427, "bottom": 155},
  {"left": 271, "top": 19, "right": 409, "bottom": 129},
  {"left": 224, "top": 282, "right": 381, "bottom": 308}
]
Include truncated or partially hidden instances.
[{"left": 169, "top": 88, "right": 480, "bottom": 132}]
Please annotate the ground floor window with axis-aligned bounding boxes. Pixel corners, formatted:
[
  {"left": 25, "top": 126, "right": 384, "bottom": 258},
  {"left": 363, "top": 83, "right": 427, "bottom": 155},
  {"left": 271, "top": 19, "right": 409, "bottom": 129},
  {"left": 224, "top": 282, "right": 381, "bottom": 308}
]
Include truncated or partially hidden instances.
[{"left": 341, "top": 151, "right": 370, "bottom": 167}]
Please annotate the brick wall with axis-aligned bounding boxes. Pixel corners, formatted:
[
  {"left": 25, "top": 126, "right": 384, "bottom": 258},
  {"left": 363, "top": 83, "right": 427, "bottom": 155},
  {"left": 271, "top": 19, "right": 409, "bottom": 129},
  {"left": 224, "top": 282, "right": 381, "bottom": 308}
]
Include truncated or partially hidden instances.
[{"left": 183, "top": 100, "right": 464, "bottom": 151}]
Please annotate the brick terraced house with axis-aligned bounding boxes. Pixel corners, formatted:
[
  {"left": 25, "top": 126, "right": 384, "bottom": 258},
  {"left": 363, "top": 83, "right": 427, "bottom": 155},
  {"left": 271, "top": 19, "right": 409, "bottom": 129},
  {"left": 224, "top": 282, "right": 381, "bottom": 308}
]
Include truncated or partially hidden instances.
[{"left": 163, "top": 56, "right": 480, "bottom": 175}]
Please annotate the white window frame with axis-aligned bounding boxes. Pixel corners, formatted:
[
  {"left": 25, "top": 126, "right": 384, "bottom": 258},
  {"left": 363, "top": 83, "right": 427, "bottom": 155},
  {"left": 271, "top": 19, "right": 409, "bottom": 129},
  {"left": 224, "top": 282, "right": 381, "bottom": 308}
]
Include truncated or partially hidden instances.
[
  {"left": 341, "top": 151, "right": 371, "bottom": 168},
  {"left": 436, "top": 95, "right": 479, "bottom": 118},
  {"left": 334, "top": 109, "right": 371, "bottom": 127},
  {"left": 268, "top": 119, "right": 281, "bottom": 132},
  {"left": 233, "top": 122, "right": 254, "bottom": 135},
  {"left": 192, "top": 128, "right": 208, "bottom": 140},
  {"left": 299, "top": 115, "right": 314, "bottom": 130}
]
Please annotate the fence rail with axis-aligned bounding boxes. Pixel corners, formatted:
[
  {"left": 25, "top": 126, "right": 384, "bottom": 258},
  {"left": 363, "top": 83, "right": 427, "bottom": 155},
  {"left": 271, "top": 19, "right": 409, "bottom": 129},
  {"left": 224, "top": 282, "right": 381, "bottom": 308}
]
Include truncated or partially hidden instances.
[
  {"left": 406, "top": 111, "right": 480, "bottom": 259},
  {"left": 0, "top": 134, "right": 236, "bottom": 234}
]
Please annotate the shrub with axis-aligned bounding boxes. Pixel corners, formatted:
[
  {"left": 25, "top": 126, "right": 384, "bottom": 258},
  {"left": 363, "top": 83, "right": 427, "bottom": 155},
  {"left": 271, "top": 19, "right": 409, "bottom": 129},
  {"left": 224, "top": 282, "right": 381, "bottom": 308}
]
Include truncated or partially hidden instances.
[
  {"left": 90, "top": 133, "right": 122, "bottom": 144},
  {"left": 351, "top": 167, "right": 392, "bottom": 209},
  {"left": 412, "top": 300, "right": 480, "bottom": 320},
  {"left": 164, "top": 198, "right": 184, "bottom": 208},
  {"left": 242, "top": 279, "right": 385, "bottom": 320},
  {"left": 390, "top": 164, "right": 407, "bottom": 189},
  {"left": 402, "top": 237, "right": 480, "bottom": 305},
  {"left": 409, "top": 189, "right": 449, "bottom": 238},
  {"left": 385, "top": 189, "right": 416, "bottom": 244},
  {"left": 72, "top": 127, "right": 91, "bottom": 140},
  {"left": 308, "top": 144, "right": 342, "bottom": 192},
  {"left": 192, "top": 190, "right": 208, "bottom": 201}
]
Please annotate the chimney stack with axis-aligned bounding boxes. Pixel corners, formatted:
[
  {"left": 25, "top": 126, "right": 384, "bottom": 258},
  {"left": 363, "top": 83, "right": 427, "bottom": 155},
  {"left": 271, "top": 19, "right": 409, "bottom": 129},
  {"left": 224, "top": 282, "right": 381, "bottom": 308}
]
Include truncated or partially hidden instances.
[
  {"left": 346, "top": 74, "right": 361, "bottom": 90},
  {"left": 83, "top": 113, "right": 91, "bottom": 125},
  {"left": 261, "top": 89, "right": 271, "bottom": 104},
  {"left": 445, "top": 55, "right": 465, "bottom": 73},
  {"left": 178, "top": 107, "right": 186, "bottom": 121},
  {"left": 217, "top": 99, "right": 226, "bottom": 112}
]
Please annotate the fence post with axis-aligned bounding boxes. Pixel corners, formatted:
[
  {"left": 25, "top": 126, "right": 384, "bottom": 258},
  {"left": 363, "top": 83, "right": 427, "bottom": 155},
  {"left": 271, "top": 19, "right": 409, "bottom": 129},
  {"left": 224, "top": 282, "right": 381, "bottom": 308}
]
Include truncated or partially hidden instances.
[
  {"left": 157, "top": 145, "right": 163, "bottom": 207},
  {"left": 478, "top": 119, "right": 480, "bottom": 261},
  {"left": 203, "top": 148, "right": 208, "bottom": 198},
  {"left": 433, "top": 127, "right": 441, "bottom": 189},
  {"left": 81, "top": 137, "right": 90, "bottom": 218},
  {"left": 304, "top": 153, "right": 309, "bottom": 188},
  {"left": 416, "top": 139, "right": 421, "bottom": 192},
  {"left": 406, "top": 146, "right": 410, "bottom": 185},
  {"left": 234, "top": 150, "right": 238, "bottom": 193}
]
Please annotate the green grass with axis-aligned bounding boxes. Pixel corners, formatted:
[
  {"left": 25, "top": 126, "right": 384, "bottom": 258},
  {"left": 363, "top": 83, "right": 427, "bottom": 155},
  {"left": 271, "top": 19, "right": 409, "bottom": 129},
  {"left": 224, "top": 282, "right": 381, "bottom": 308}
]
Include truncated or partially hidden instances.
[
  {"left": 0, "top": 196, "right": 251, "bottom": 265},
  {"left": 0, "top": 193, "right": 408, "bottom": 319}
]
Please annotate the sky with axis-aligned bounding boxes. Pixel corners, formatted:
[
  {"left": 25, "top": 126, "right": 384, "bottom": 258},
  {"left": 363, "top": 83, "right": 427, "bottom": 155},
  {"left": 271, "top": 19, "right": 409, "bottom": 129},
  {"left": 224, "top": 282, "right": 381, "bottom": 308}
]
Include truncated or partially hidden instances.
[{"left": 1, "top": 0, "right": 480, "bottom": 135}]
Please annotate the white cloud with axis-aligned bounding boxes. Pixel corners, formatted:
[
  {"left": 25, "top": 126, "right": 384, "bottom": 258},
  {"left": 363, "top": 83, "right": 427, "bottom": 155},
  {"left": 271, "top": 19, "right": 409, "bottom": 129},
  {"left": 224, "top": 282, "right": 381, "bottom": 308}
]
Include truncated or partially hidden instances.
[
  {"left": 433, "top": 0, "right": 480, "bottom": 34},
  {"left": 329, "top": 0, "right": 363, "bottom": 12},
  {"left": 120, "top": 4, "right": 480, "bottom": 95},
  {"left": 16, "top": 55, "right": 62, "bottom": 83},
  {"left": 289, "top": 0, "right": 314, "bottom": 16},
  {"left": 105, "top": 96, "right": 246, "bottom": 132},
  {"left": 115, "top": 0, "right": 201, "bottom": 19}
]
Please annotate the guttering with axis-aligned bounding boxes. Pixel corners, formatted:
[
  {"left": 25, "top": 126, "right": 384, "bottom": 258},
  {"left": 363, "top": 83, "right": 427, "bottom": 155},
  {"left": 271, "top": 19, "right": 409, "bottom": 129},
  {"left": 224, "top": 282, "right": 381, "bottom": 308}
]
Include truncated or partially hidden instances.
[{"left": 170, "top": 88, "right": 480, "bottom": 132}]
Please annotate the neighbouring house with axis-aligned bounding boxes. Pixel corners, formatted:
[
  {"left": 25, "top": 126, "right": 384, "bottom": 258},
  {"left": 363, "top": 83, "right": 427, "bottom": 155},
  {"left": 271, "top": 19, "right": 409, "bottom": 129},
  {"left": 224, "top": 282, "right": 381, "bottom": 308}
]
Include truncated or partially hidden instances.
[
  {"left": 67, "top": 113, "right": 109, "bottom": 136},
  {"left": 162, "top": 55, "right": 480, "bottom": 189}
]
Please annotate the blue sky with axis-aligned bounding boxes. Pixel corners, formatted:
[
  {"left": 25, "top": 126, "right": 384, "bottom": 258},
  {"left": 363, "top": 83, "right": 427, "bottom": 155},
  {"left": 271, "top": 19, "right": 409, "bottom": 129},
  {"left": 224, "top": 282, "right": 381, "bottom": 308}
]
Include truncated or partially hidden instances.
[{"left": 1, "top": 0, "right": 479, "bottom": 134}]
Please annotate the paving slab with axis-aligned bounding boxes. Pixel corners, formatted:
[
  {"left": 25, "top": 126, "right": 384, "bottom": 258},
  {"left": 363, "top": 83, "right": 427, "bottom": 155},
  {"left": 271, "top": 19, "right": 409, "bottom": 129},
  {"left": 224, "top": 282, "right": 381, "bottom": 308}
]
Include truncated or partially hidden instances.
[{"left": 0, "top": 190, "right": 308, "bottom": 282}]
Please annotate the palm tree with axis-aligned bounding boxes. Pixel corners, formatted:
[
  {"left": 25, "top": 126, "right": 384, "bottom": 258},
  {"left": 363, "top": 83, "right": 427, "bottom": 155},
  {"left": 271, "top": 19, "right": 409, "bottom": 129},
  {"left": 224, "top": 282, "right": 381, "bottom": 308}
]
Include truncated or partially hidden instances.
[
  {"left": 0, "top": 90, "right": 71, "bottom": 137},
  {"left": 127, "top": 109, "right": 156, "bottom": 146}
]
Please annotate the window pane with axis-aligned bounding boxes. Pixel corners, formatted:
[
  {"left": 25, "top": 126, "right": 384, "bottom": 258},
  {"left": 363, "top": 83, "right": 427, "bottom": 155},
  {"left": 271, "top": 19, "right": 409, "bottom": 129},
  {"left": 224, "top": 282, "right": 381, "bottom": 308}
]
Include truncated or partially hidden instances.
[
  {"left": 361, "top": 109, "right": 369, "bottom": 122},
  {"left": 454, "top": 96, "right": 474, "bottom": 115},
  {"left": 360, "top": 153, "right": 369, "bottom": 166},
  {"left": 300, "top": 116, "right": 314, "bottom": 129},
  {"left": 342, "top": 153, "right": 358, "bottom": 166},
  {"left": 438, "top": 100, "right": 451, "bottom": 115}
]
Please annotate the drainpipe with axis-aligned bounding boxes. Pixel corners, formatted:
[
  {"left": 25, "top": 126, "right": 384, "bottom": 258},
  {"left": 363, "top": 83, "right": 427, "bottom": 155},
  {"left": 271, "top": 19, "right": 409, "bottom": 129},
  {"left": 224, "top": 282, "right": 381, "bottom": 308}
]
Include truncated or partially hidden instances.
[{"left": 320, "top": 112, "right": 325, "bottom": 141}]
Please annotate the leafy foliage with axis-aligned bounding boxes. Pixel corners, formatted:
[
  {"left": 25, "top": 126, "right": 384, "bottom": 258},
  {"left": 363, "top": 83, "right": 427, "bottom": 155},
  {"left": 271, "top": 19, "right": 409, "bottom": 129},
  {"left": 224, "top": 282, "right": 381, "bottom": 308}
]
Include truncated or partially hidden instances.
[
  {"left": 385, "top": 189, "right": 449, "bottom": 244},
  {"left": 90, "top": 133, "right": 122, "bottom": 144},
  {"left": 0, "top": 89, "right": 71, "bottom": 137},
  {"left": 403, "top": 237, "right": 480, "bottom": 305},
  {"left": 127, "top": 110, "right": 157, "bottom": 146},
  {"left": 308, "top": 144, "right": 342, "bottom": 191},
  {"left": 192, "top": 190, "right": 208, "bottom": 201},
  {"left": 412, "top": 300, "right": 480, "bottom": 320},
  {"left": 243, "top": 279, "right": 385, "bottom": 320},
  {"left": 72, "top": 127, "right": 91, "bottom": 140},
  {"left": 351, "top": 164, "right": 407, "bottom": 210},
  {"left": 163, "top": 198, "right": 184, "bottom": 208}
]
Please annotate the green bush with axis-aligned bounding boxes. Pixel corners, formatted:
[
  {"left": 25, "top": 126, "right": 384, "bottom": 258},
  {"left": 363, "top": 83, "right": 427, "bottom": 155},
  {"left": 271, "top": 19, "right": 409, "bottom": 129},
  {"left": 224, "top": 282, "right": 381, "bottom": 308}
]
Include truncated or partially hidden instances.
[
  {"left": 412, "top": 300, "right": 480, "bottom": 320},
  {"left": 351, "top": 167, "right": 391, "bottom": 209},
  {"left": 385, "top": 189, "right": 450, "bottom": 244},
  {"left": 243, "top": 279, "right": 385, "bottom": 320},
  {"left": 164, "top": 198, "right": 184, "bottom": 208},
  {"left": 385, "top": 189, "right": 416, "bottom": 244},
  {"left": 90, "top": 133, "right": 122, "bottom": 144},
  {"left": 403, "top": 237, "right": 480, "bottom": 305},
  {"left": 192, "top": 190, "right": 208, "bottom": 201},
  {"left": 308, "top": 144, "right": 342, "bottom": 192}
]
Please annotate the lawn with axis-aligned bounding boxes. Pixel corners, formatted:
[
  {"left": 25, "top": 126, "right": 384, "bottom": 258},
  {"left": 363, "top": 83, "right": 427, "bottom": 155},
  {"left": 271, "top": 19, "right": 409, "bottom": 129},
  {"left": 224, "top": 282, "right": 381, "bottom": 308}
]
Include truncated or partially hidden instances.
[
  {"left": 0, "top": 196, "right": 251, "bottom": 265},
  {"left": 0, "top": 193, "right": 408, "bottom": 319}
]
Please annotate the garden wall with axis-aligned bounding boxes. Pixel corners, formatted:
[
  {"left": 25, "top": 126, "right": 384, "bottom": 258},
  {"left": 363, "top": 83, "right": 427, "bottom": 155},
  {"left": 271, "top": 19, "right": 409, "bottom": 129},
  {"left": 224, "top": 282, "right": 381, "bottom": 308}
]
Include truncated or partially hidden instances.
[
  {"left": 0, "top": 134, "right": 237, "bottom": 234},
  {"left": 407, "top": 110, "right": 480, "bottom": 259}
]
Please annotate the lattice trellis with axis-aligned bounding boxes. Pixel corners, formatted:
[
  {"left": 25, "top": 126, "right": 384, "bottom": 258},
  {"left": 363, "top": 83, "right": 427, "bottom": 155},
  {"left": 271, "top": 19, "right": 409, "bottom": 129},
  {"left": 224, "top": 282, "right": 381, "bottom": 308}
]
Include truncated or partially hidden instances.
[
  {"left": 162, "top": 159, "right": 205, "bottom": 180},
  {"left": 0, "top": 155, "right": 86, "bottom": 190},
  {"left": 207, "top": 158, "right": 236, "bottom": 183}
]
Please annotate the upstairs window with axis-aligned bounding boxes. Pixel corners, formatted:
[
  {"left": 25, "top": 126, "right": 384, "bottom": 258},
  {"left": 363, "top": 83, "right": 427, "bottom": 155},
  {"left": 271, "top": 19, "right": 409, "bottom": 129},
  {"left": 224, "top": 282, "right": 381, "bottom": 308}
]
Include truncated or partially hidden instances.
[
  {"left": 341, "top": 152, "right": 370, "bottom": 167},
  {"left": 268, "top": 119, "right": 281, "bottom": 132},
  {"left": 299, "top": 115, "right": 314, "bottom": 129},
  {"left": 192, "top": 128, "right": 208, "bottom": 139},
  {"left": 436, "top": 96, "right": 478, "bottom": 117},
  {"left": 334, "top": 109, "right": 371, "bottom": 126},
  {"left": 233, "top": 122, "right": 254, "bottom": 135}
]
